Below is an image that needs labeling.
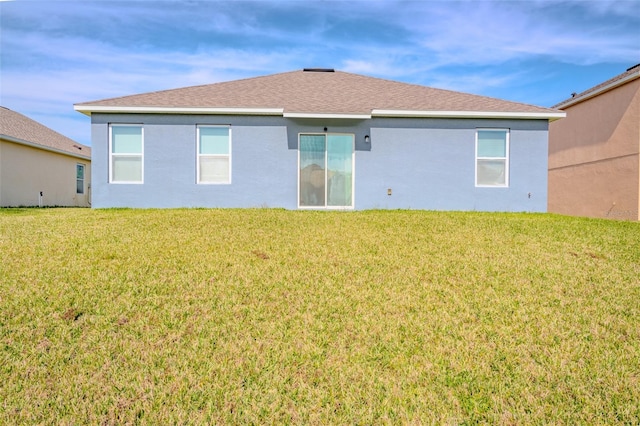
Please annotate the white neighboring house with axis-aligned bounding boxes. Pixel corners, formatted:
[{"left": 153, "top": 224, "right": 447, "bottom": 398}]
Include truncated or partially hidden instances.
[{"left": 0, "top": 106, "right": 91, "bottom": 207}]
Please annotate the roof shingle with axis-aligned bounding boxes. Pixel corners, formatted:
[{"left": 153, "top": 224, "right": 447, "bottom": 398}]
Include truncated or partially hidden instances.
[
  {"left": 553, "top": 64, "right": 640, "bottom": 109},
  {"left": 76, "top": 69, "right": 560, "bottom": 117},
  {"left": 0, "top": 107, "right": 91, "bottom": 158}
]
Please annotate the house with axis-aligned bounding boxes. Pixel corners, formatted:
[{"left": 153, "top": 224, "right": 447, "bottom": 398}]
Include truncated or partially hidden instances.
[
  {"left": 548, "top": 64, "right": 640, "bottom": 221},
  {"left": 0, "top": 107, "right": 91, "bottom": 207},
  {"left": 74, "top": 69, "right": 563, "bottom": 210}
]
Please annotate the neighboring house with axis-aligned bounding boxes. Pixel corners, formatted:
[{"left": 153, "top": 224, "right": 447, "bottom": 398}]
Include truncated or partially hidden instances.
[
  {"left": 74, "top": 69, "right": 563, "bottom": 210},
  {"left": 549, "top": 64, "right": 640, "bottom": 221},
  {"left": 0, "top": 106, "right": 92, "bottom": 207}
]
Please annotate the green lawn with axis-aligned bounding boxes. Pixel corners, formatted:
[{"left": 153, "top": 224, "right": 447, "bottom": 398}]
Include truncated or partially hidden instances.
[{"left": 1, "top": 208, "right": 639, "bottom": 424}]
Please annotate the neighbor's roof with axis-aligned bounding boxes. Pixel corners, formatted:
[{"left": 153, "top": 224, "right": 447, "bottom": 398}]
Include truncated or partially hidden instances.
[
  {"left": 553, "top": 64, "right": 640, "bottom": 109},
  {"left": 0, "top": 106, "right": 91, "bottom": 159},
  {"left": 75, "top": 69, "right": 564, "bottom": 121}
]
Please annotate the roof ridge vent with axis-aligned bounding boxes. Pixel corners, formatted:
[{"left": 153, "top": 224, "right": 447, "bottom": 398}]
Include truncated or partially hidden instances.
[
  {"left": 626, "top": 63, "right": 640, "bottom": 72},
  {"left": 303, "top": 68, "right": 335, "bottom": 72}
]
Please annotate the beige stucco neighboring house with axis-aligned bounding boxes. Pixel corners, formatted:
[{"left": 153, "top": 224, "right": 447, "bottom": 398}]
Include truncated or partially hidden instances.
[
  {"left": 548, "top": 64, "right": 640, "bottom": 220},
  {"left": 0, "top": 106, "right": 91, "bottom": 207}
]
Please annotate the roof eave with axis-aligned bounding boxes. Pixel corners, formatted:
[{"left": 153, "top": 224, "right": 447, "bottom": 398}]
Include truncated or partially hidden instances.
[
  {"left": 1, "top": 134, "right": 91, "bottom": 160},
  {"left": 73, "top": 105, "right": 565, "bottom": 121},
  {"left": 554, "top": 70, "right": 640, "bottom": 109},
  {"left": 283, "top": 112, "right": 372, "bottom": 119},
  {"left": 371, "top": 109, "right": 566, "bottom": 121},
  {"left": 73, "top": 105, "right": 285, "bottom": 116}
]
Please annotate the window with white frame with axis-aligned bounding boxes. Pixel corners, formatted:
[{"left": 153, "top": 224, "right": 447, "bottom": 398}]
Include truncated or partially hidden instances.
[
  {"left": 110, "top": 124, "right": 143, "bottom": 183},
  {"left": 197, "top": 126, "right": 231, "bottom": 184},
  {"left": 76, "top": 164, "right": 85, "bottom": 194},
  {"left": 476, "top": 129, "right": 509, "bottom": 187}
]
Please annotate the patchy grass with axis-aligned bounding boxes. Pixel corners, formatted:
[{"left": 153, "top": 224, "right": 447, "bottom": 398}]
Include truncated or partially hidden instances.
[{"left": 0, "top": 208, "right": 638, "bottom": 424}]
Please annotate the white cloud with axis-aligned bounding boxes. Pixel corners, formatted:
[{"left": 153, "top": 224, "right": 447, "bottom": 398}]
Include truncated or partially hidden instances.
[
  {"left": 1, "top": 0, "right": 638, "bottom": 145},
  {"left": 424, "top": 71, "right": 523, "bottom": 96},
  {"left": 0, "top": 26, "right": 310, "bottom": 145},
  {"left": 398, "top": 1, "right": 638, "bottom": 67}
]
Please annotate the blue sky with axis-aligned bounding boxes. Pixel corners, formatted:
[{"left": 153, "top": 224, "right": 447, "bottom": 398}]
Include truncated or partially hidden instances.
[{"left": 1, "top": 0, "right": 638, "bottom": 146}]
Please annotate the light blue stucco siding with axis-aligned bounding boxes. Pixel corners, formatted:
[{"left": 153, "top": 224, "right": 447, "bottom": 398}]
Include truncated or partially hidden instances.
[
  {"left": 357, "top": 118, "right": 548, "bottom": 212},
  {"left": 90, "top": 114, "right": 548, "bottom": 211},
  {"left": 91, "top": 114, "right": 297, "bottom": 208}
]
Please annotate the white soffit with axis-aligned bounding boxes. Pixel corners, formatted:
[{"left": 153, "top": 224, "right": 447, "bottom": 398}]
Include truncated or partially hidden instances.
[
  {"left": 73, "top": 105, "right": 285, "bottom": 116},
  {"left": 73, "top": 105, "right": 565, "bottom": 121},
  {"left": 283, "top": 112, "right": 372, "bottom": 119},
  {"left": 372, "top": 109, "right": 566, "bottom": 121}
]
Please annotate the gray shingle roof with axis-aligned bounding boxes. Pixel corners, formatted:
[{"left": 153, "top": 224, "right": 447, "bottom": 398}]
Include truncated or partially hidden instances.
[
  {"left": 76, "top": 69, "right": 562, "bottom": 119},
  {"left": 0, "top": 106, "right": 90, "bottom": 159}
]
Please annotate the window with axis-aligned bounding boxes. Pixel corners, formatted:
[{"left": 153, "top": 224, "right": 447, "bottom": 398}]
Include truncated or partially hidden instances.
[
  {"left": 76, "top": 164, "right": 85, "bottom": 194},
  {"left": 197, "top": 126, "right": 231, "bottom": 184},
  {"left": 299, "top": 133, "right": 354, "bottom": 208},
  {"left": 110, "top": 125, "right": 143, "bottom": 183},
  {"left": 476, "top": 129, "right": 509, "bottom": 187}
]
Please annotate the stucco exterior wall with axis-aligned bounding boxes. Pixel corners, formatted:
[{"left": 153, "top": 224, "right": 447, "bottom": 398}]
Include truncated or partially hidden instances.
[
  {"left": 0, "top": 139, "right": 91, "bottom": 207},
  {"left": 548, "top": 78, "right": 640, "bottom": 220},
  {"left": 90, "top": 113, "right": 549, "bottom": 211},
  {"left": 360, "top": 118, "right": 548, "bottom": 211}
]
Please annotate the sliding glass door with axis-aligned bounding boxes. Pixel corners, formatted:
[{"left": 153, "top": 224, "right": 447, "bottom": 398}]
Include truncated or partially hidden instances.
[
  {"left": 326, "top": 134, "right": 353, "bottom": 207},
  {"left": 299, "top": 135, "right": 326, "bottom": 207},
  {"left": 299, "top": 133, "right": 354, "bottom": 208}
]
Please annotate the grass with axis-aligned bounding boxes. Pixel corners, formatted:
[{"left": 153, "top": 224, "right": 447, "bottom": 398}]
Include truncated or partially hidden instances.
[{"left": 0, "top": 208, "right": 639, "bottom": 424}]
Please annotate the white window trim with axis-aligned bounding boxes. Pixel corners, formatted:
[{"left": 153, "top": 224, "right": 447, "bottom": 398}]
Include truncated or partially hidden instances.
[
  {"left": 475, "top": 128, "right": 510, "bottom": 188},
  {"left": 76, "top": 163, "right": 85, "bottom": 194},
  {"left": 297, "top": 132, "right": 355, "bottom": 209},
  {"left": 109, "top": 124, "right": 144, "bottom": 184},
  {"left": 196, "top": 125, "right": 232, "bottom": 185}
]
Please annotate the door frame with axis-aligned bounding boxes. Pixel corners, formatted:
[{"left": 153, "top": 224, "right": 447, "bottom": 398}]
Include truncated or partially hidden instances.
[{"left": 297, "top": 132, "right": 355, "bottom": 209}]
